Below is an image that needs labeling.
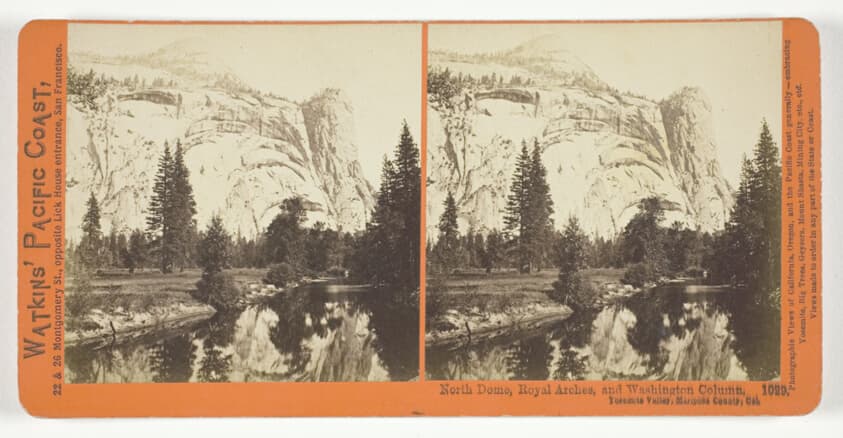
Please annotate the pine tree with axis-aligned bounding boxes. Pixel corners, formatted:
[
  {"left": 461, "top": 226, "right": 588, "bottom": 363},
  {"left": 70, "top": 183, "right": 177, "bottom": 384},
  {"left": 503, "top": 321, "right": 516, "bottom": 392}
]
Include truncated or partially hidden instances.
[
  {"left": 197, "top": 215, "right": 231, "bottom": 276},
  {"left": 264, "top": 197, "right": 307, "bottom": 270},
  {"left": 146, "top": 141, "right": 176, "bottom": 273},
  {"left": 357, "top": 122, "right": 421, "bottom": 292},
  {"left": 171, "top": 139, "right": 197, "bottom": 270},
  {"left": 714, "top": 120, "right": 781, "bottom": 297},
  {"left": 482, "top": 229, "right": 506, "bottom": 273},
  {"left": 122, "top": 229, "right": 148, "bottom": 274},
  {"left": 394, "top": 121, "right": 421, "bottom": 288},
  {"left": 362, "top": 156, "right": 399, "bottom": 285},
  {"left": 504, "top": 142, "right": 533, "bottom": 273},
  {"left": 551, "top": 216, "right": 588, "bottom": 307},
  {"left": 751, "top": 120, "right": 781, "bottom": 293},
  {"left": 472, "top": 231, "right": 485, "bottom": 269},
  {"left": 526, "top": 139, "right": 554, "bottom": 270},
  {"left": 621, "top": 196, "right": 666, "bottom": 279},
  {"left": 721, "top": 156, "right": 759, "bottom": 285},
  {"left": 79, "top": 191, "right": 102, "bottom": 271},
  {"left": 435, "top": 190, "right": 460, "bottom": 274},
  {"left": 144, "top": 139, "right": 197, "bottom": 273}
]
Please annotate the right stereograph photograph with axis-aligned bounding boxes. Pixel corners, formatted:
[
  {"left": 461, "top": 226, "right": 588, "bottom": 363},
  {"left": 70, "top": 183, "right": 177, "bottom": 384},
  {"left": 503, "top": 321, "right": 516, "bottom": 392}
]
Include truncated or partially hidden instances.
[{"left": 424, "top": 22, "right": 783, "bottom": 381}]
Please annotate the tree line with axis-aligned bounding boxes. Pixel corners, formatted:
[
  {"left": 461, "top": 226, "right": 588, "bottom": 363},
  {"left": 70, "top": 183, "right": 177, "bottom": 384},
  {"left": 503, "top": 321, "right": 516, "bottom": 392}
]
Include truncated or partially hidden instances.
[
  {"left": 428, "top": 120, "right": 781, "bottom": 308},
  {"left": 427, "top": 67, "right": 536, "bottom": 111},
  {"left": 429, "top": 139, "right": 555, "bottom": 275},
  {"left": 70, "top": 122, "right": 421, "bottom": 308}
]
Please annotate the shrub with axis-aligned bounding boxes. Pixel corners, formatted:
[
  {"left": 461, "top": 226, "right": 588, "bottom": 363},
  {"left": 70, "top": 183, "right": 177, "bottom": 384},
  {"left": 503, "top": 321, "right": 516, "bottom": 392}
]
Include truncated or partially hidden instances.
[
  {"left": 193, "top": 272, "right": 240, "bottom": 311},
  {"left": 263, "top": 262, "right": 299, "bottom": 288},
  {"left": 622, "top": 262, "right": 654, "bottom": 288},
  {"left": 424, "top": 278, "right": 445, "bottom": 329},
  {"left": 65, "top": 274, "right": 95, "bottom": 318},
  {"left": 550, "top": 272, "right": 598, "bottom": 310}
]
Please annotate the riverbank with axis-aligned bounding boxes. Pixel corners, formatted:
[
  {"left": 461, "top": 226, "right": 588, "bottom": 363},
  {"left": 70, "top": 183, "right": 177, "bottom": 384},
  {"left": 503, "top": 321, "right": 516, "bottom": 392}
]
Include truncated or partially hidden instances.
[
  {"left": 425, "top": 268, "right": 647, "bottom": 348},
  {"left": 65, "top": 268, "right": 358, "bottom": 347},
  {"left": 66, "top": 268, "right": 272, "bottom": 347},
  {"left": 65, "top": 270, "right": 218, "bottom": 348}
]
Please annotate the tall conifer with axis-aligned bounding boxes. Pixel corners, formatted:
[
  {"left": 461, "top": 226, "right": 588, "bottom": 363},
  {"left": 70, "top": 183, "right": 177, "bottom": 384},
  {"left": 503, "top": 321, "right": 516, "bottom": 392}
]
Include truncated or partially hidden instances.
[
  {"left": 359, "top": 123, "right": 421, "bottom": 291},
  {"left": 504, "top": 142, "right": 532, "bottom": 272},
  {"left": 435, "top": 190, "right": 460, "bottom": 274},
  {"left": 80, "top": 191, "right": 102, "bottom": 270},
  {"left": 171, "top": 139, "right": 197, "bottom": 270},
  {"left": 146, "top": 141, "right": 176, "bottom": 273},
  {"left": 526, "top": 139, "right": 554, "bottom": 270}
]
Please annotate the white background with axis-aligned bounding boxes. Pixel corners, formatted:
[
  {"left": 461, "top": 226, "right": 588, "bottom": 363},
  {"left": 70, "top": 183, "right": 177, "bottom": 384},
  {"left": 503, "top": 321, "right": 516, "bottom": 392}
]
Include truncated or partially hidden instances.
[{"left": 1, "top": 0, "right": 841, "bottom": 436}]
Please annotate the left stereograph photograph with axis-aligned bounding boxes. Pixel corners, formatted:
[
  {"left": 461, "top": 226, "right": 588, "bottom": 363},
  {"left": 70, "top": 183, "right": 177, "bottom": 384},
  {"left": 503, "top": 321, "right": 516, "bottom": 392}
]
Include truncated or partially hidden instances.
[{"left": 62, "top": 23, "right": 422, "bottom": 383}]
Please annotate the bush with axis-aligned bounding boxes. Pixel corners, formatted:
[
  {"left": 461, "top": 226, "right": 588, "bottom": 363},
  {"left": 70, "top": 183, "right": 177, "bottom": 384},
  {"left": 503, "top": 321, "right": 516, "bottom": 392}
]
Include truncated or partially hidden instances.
[
  {"left": 622, "top": 262, "right": 654, "bottom": 288},
  {"left": 263, "top": 263, "right": 299, "bottom": 288},
  {"left": 65, "top": 274, "right": 95, "bottom": 318},
  {"left": 550, "top": 272, "right": 598, "bottom": 310},
  {"left": 193, "top": 272, "right": 240, "bottom": 311}
]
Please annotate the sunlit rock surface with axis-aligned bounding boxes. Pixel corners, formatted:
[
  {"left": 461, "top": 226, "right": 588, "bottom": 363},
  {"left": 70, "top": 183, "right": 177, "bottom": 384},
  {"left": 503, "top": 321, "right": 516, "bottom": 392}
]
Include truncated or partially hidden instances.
[
  {"left": 427, "top": 39, "right": 733, "bottom": 238},
  {"left": 67, "top": 43, "right": 374, "bottom": 240}
]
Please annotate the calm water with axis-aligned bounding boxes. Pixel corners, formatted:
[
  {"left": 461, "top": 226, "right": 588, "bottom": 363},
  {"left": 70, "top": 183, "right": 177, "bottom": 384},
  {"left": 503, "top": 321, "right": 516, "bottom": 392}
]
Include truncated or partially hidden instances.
[
  {"left": 66, "top": 282, "right": 419, "bottom": 383},
  {"left": 426, "top": 283, "right": 780, "bottom": 381}
]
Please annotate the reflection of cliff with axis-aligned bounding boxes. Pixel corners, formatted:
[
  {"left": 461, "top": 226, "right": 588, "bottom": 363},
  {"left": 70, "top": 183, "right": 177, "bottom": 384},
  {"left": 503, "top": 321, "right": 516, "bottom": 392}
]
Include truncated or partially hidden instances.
[
  {"left": 581, "top": 303, "right": 748, "bottom": 380},
  {"left": 65, "top": 333, "right": 195, "bottom": 383},
  {"left": 426, "top": 342, "right": 513, "bottom": 380},
  {"left": 659, "top": 305, "right": 743, "bottom": 380},
  {"left": 585, "top": 307, "right": 651, "bottom": 378},
  {"left": 66, "top": 343, "right": 156, "bottom": 383},
  {"left": 426, "top": 290, "right": 772, "bottom": 382},
  {"left": 226, "top": 306, "right": 289, "bottom": 381},
  {"left": 208, "top": 300, "right": 390, "bottom": 382},
  {"left": 305, "top": 305, "right": 388, "bottom": 382}
]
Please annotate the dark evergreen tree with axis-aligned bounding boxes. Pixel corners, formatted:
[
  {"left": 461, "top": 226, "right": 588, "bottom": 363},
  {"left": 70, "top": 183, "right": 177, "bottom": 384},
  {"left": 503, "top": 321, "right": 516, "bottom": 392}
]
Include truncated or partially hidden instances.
[
  {"left": 621, "top": 196, "right": 666, "bottom": 277},
  {"left": 394, "top": 122, "right": 421, "bottom": 288},
  {"left": 749, "top": 120, "right": 781, "bottom": 294},
  {"left": 526, "top": 139, "right": 554, "bottom": 270},
  {"left": 471, "top": 231, "right": 485, "bottom": 269},
  {"left": 664, "top": 220, "right": 696, "bottom": 275},
  {"left": 481, "top": 229, "right": 506, "bottom": 273},
  {"left": 197, "top": 215, "right": 231, "bottom": 276},
  {"left": 711, "top": 120, "right": 781, "bottom": 300},
  {"left": 171, "top": 140, "right": 197, "bottom": 270},
  {"left": 146, "top": 142, "right": 176, "bottom": 273},
  {"left": 264, "top": 196, "right": 307, "bottom": 271},
  {"left": 504, "top": 142, "right": 532, "bottom": 273},
  {"left": 358, "top": 122, "right": 421, "bottom": 291},
  {"left": 434, "top": 190, "right": 461, "bottom": 275},
  {"left": 122, "top": 229, "right": 148, "bottom": 274},
  {"left": 720, "top": 156, "right": 760, "bottom": 285},
  {"left": 79, "top": 191, "right": 102, "bottom": 271},
  {"left": 551, "top": 216, "right": 589, "bottom": 308}
]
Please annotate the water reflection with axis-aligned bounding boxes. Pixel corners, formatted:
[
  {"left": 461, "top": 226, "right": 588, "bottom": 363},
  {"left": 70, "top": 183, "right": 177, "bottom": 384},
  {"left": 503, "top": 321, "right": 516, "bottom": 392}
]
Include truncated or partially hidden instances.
[
  {"left": 66, "top": 283, "right": 418, "bottom": 383},
  {"left": 427, "top": 284, "right": 779, "bottom": 381}
]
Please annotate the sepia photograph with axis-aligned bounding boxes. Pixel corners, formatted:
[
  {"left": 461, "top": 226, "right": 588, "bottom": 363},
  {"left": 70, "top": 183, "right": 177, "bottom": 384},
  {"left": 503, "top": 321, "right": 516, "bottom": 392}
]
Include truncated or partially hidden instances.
[
  {"left": 424, "top": 22, "right": 783, "bottom": 381},
  {"left": 62, "top": 23, "right": 422, "bottom": 383}
]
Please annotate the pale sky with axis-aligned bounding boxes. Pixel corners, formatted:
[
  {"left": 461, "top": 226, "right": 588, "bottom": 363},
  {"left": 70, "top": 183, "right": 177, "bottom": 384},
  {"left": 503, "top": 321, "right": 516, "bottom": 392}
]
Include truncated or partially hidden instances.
[
  {"left": 430, "top": 22, "right": 782, "bottom": 186},
  {"left": 69, "top": 23, "right": 423, "bottom": 186}
]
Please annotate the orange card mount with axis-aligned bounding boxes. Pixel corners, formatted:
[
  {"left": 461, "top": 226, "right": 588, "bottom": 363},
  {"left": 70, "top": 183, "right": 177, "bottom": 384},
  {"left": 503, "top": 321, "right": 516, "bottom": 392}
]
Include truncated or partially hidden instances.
[{"left": 18, "top": 18, "right": 821, "bottom": 417}]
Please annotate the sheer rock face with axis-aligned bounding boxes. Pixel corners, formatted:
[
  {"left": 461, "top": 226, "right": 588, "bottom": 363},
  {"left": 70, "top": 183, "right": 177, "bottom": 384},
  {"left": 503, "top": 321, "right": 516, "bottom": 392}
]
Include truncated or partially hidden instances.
[
  {"left": 427, "top": 46, "right": 733, "bottom": 239},
  {"left": 66, "top": 49, "right": 374, "bottom": 240}
]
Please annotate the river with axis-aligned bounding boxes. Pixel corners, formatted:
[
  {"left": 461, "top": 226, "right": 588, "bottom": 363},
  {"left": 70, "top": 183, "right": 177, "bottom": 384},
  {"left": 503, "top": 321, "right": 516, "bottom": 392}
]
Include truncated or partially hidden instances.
[
  {"left": 65, "top": 282, "right": 419, "bottom": 383},
  {"left": 426, "top": 283, "right": 780, "bottom": 381}
]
